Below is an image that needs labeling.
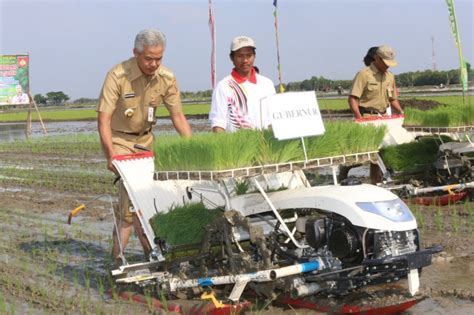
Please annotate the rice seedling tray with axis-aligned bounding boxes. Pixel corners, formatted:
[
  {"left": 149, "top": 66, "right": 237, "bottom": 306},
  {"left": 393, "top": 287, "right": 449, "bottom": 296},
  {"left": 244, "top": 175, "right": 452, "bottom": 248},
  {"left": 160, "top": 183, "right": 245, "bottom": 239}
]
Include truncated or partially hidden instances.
[
  {"left": 153, "top": 150, "right": 378, "bottom": 181},
  {"left": 403, "top": 125, "right": 474, "bottom": 133}
]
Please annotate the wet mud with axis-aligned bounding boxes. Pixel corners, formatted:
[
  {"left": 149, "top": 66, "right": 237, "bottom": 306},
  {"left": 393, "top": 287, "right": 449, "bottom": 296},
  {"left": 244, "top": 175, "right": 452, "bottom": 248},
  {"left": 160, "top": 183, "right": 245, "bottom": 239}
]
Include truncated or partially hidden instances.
[{"left": 0, "top": 185, "right": 473, "bottom": 314}]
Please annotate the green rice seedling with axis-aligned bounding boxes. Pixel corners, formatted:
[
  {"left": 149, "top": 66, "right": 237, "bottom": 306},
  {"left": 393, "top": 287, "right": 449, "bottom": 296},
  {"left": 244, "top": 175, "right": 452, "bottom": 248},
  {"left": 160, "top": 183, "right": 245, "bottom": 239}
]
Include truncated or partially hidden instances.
[
  {"left": 43, "top": 224, "right": 49, "bottom": 246},
  {"left": 150, "top": 202, "right": 222, "bottom": 246},
  {"left": 380, "top": 136, "right": 448, "bottom": 172},
  {"left": 154, "top": 130, "right": 259, "bottom": 170},
  {"left": 404, "top": 104, "right": 474, "bottom": 126},
  {"left": 450, "top": 205, "right": 460, "bottom": 233},
  {"left": 306, "top": 121, "right": 385, "bottom": 158},
  {"left": 107, "top": 274, "right": 118, "bottom": 300},
  {"left": 235, "top": 179, "right": 250, "bottom": 195},
  {"left": 0, "top": 293, "right": 6, "bottom": 314},
  {"left": 80, "top": 298, "right": 87, "bottom": 314},
  {"left": 46, "top": 262, "right": 55, "bottom": 275},
  {"left": 465, "top": 200, "right": 474, "bottom": 234},
  {"left": 73, "top": 269, "right": 79, "bottom": 288},
  {"left": 143, "top": 288, "right": 154, "bottom": 311},
  {"left": 153, "top": 122, "right": 385, "bottom": 171},
  {"left": 434, "top": 205, "right": 443, "bottom": 231},
  {"left": 96, "top": 273, "right": 105, "bottom": 298},
  {"left": 412, "top": 204, "right": 425, "bottom": 229},
  {"left": 257, "top": 130, "right": 302, "bottom": 164},
  {"left": 159, "top": 289, "right": 168, "bottom": 311},
  {"left": 9, "top": 300, "right": 15, "bottom": 315},
  {"left": 213, "top": 130, "right": 287, "bottom": 168},
  {"left": 84, "top": 269, "right": 91, "bottom": 293}
]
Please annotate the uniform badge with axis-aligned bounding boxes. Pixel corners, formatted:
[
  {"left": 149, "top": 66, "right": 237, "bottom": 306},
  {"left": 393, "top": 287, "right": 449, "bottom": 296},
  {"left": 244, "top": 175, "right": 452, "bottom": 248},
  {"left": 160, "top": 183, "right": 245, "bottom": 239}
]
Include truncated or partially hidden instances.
[
  {"left": 387, "top": 87, "right": 393, "bottom": 98},
  {"left": 125, "top": 108, "right": 134, "bottom": 117}
]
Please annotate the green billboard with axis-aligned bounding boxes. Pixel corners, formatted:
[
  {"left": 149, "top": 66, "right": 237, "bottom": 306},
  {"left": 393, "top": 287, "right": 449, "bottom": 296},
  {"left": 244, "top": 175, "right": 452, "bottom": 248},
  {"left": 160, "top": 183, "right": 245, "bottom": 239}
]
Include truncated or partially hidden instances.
[{"left": 0, "top": 55, "right": 30, "bottom": 105}]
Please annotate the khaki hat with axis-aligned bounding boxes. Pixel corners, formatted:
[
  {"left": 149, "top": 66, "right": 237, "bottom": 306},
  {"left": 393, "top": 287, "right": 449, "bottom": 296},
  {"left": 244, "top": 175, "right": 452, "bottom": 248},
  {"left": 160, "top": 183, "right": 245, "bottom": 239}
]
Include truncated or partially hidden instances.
[
  {"left": 376, "top": 45, "right": 398, "bottom": 67},
  {"left": 230, "top": 36, "right": 256, "bottom": 52}
]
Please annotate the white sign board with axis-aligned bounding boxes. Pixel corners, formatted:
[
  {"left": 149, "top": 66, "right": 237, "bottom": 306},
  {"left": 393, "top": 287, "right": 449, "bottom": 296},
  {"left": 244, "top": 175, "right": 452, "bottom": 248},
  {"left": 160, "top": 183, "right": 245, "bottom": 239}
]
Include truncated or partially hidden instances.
[{"left": 263, "top": 91, "right": 325, "bottom": 140}]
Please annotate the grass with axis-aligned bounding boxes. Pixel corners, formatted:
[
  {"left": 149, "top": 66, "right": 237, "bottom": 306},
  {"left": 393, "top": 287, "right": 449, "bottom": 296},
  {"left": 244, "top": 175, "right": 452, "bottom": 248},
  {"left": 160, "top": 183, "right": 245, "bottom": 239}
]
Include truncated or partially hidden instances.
[
  {"left": 1, "top": 95, "right": 471, "bottom": 123},
  {"left": 409, "top": 95, "right": 474, "bottom": 106},
  {"left": 315, "top": 98, "right": 349, "bottom": 111},
  {"left": 0, "top": 103, "right": 211, "bottom": 122}
]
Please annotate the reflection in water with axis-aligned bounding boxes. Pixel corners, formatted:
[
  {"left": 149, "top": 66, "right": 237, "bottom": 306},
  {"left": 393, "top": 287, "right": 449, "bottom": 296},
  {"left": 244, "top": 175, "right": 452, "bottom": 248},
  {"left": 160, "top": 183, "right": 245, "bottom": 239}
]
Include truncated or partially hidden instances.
[
  {"left": 0, "top": 121, "right": 98, "bottom": 142},
  {"left": 0, "top": 123, "right": 28, "bottom": 142},
  {"left": 0, "top": 118, "right": 209, "bottom": 142}
]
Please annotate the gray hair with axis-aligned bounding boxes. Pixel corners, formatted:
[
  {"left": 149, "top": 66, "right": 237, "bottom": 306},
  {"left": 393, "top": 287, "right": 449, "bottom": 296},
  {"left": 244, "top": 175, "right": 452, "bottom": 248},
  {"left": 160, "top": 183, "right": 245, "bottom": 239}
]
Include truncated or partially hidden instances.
[{"left": 134, "top": 29, "right": 167, "bottom": 52}]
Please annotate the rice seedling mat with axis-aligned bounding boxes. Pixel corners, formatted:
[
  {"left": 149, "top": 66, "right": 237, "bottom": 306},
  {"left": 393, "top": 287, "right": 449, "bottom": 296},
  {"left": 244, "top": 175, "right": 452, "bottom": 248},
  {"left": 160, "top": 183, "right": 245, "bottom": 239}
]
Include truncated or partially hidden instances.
[
  {"left": 154, "top": 150, "right": 379, "bottom": 181},
  {"left": 403, "top": 125, "right": 474, "bottom": 133}
]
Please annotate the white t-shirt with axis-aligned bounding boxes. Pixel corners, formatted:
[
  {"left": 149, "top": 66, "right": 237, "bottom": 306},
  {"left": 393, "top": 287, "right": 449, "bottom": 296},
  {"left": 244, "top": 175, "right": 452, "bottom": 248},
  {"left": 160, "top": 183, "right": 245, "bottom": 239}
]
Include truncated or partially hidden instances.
[{"left": 210, "top": 70, "right": 276, "bottom": 132}]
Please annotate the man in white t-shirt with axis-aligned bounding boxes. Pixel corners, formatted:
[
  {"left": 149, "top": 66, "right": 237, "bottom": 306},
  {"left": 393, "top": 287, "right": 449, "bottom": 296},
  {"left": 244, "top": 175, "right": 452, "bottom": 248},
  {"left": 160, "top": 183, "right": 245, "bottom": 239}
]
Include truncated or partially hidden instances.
[{"left": 210, "top": 36, "right": 276, "bottom": 132}]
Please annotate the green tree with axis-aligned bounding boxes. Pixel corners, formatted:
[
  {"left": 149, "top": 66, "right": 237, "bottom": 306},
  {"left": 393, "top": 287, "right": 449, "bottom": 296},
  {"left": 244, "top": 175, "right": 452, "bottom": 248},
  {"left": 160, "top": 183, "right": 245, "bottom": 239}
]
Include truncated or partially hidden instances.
[
  {"left": 73, "top": 97, "right": 97, "bottom": 104},
  {"left": 46, "top": 91, "right": 70, "bottom": 104},
  {"left": 34, "top": 94, "right": 47, "bottom": 105}
]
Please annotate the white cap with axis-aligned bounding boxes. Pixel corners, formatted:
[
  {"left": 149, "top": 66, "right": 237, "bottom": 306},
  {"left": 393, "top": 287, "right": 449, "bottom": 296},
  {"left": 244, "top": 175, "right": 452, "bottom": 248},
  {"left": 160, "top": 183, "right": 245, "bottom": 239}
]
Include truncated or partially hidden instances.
[{"left": 230, "top": 36, "right": 256, "bottom": 52}]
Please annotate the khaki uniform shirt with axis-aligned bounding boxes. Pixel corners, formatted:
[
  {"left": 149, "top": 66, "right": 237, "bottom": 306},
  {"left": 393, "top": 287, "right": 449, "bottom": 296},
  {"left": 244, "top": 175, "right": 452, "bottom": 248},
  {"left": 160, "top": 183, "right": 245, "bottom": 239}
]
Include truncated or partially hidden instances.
[
  {"left": 349, "top": 63, "right": 397, "bottom": 113},
  {"left": 97, "top": 57, "right": 182, "bottom": 153}
]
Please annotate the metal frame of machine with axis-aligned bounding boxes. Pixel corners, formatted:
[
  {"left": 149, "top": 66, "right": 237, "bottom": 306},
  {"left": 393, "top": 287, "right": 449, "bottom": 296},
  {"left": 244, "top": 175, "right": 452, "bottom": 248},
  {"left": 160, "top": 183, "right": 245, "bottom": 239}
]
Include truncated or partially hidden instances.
[{"left": 111, "top": 149, "right": 441, "bottom": 306}]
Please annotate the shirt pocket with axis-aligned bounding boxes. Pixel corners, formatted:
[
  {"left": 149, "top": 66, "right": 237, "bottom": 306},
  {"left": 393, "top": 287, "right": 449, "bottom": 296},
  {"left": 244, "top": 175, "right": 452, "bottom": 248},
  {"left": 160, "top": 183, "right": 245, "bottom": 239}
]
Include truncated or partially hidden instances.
[
  {"left": 366, "top": 81, "right": 379, "bottom": 99},
  {"left": 122, "top": 93, "right": 138, "bottom": 108},
  {"left": 116, "top": 96, "right": 142, "bottom": 131},
  {"left": 367, "top": 81, "right": 379, "bottom": 91}
]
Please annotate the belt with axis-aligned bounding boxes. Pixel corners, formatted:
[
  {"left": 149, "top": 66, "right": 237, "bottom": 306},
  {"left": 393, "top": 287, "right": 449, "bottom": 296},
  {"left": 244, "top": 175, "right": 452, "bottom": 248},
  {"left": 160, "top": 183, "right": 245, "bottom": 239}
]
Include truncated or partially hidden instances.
[
  {"left": 113, "top": 128, "right": 152, "bottom": 136},
  {"left": 360, "top": 107, "right": 386, "bottom": 115}
]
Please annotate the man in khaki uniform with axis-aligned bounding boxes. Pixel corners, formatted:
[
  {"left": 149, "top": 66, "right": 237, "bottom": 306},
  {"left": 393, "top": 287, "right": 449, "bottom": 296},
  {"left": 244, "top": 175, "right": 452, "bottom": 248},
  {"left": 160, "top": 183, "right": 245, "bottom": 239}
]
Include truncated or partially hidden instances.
[
  {"left": 349, "top": 45, "right": 404, "bottom": 119},
  {"left": 97, "top": 29, "right": 192, "bottom": 264}
]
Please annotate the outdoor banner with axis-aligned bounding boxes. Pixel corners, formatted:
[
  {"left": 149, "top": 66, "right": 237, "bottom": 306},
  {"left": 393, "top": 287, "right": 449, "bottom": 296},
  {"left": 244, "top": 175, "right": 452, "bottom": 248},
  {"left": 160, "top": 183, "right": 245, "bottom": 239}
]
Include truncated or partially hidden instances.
[
  {"left": 264, "top": 91, "right": 325, "bottom": 140},
  {"left": 0, "top": 54, "right": 30, "bottom": 105},
  {"left": 446, "top": 0, "right": 468, "bottom": 92}
]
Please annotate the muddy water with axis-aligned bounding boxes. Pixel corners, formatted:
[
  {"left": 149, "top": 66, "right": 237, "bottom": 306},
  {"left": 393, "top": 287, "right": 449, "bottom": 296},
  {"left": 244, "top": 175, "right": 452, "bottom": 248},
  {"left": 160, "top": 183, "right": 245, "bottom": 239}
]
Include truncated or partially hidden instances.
[{"left": 0, "top": 118, "right": 210, "bottom": 142}]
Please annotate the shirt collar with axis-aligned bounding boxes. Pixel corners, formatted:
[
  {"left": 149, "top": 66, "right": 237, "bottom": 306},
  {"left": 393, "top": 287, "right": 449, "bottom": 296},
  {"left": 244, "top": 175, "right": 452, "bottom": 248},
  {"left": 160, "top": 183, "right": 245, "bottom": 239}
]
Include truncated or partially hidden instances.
[
  {"left": 231, "top": 68, "right": 257, "bottom": 84},
  {"left": 369, "top": 62, "right": 380, "bottom": 75}
]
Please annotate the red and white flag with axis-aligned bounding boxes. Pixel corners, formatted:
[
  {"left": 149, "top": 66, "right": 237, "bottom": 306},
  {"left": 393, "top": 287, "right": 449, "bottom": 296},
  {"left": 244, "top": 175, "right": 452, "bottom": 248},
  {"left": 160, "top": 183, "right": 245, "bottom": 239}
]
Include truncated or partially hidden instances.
[{"left": 209, "top": 0, "right": 216, "bottom": 89}]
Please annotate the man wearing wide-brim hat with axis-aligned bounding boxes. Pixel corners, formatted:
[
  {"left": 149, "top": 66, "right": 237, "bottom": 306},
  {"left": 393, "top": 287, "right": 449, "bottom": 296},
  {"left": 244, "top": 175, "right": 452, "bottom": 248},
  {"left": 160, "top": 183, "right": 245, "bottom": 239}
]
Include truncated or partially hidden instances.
[{"left": 348, "top": 45, "right": 404, "bottom": 119}]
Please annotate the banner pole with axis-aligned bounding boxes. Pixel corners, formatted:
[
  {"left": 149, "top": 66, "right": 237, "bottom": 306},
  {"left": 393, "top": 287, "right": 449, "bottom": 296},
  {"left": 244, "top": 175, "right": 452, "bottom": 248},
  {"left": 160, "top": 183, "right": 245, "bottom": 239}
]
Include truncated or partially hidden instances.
[
  {"left": 28, "top": 92, "right": 47, "bottom": 135},
  {"left": 273, "top": 0, "right": 285, "bottom": 93},
  {"left": 208, "top": 0, "right": 216, "bottom": 89},
  {"left": 300, "top": 137, "right": 308, "bottom": 163},
  {"left": 25, "top": 101, "right": 32, "bottom": 139},
  {"left": 446, "top": 0, "right": 468, "bottom": 103}
]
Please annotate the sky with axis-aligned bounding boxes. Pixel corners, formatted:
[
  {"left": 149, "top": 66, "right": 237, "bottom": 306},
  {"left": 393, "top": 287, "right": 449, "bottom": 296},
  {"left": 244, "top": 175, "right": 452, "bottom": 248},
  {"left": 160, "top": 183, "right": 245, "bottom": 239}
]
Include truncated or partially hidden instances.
[{"left": 1, "top": 0, "right": 473, "bottom": 100}]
